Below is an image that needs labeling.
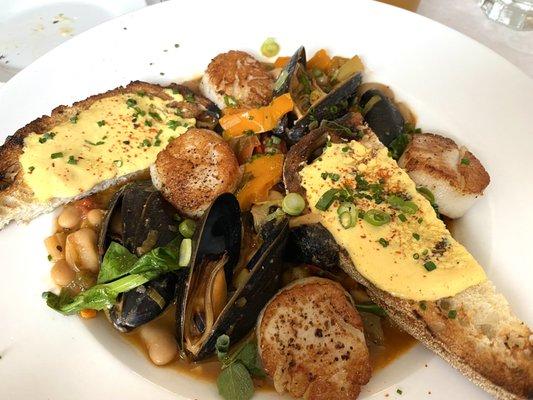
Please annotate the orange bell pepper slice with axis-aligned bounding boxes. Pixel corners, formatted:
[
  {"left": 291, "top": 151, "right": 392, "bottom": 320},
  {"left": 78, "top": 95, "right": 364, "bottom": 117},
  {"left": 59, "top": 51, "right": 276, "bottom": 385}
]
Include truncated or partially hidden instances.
[
  {"left": 220, "top": 93, "right": 293, "bottom": 138},
  {"left": 236, "top": 154, "right": 284, "bottom": 211},
  {"left": 274, "top": 56, "right": 290, "bottom": 69},
  {"left": 307, "top": 49, "right": 331, "bottom": 72}
]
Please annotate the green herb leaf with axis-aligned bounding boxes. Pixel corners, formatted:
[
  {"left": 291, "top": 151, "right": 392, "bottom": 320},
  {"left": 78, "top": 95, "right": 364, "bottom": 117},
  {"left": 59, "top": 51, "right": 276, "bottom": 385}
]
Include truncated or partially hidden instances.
[
  {"left": 39, "top": 132, "right": 56, "bottom": 144},
  {"left": 44, "top": 239, "right": 183, "bottom": 315},
  {"left": 378, "top": 238, "right": 389, "bottom": 247},
  {"left": 461, "top": 157, "right": 470, "bottom": 165},
  {"left": 216, "top": 334, "right": 230, "bottom": 363},
  {"left": 51, "top": 152, "right": 64, "bottom": 159},
  {"left": 217, "top": 362, "right": 254, "bottom": 400},
  {"left": 234, "top": 342, "right": 266, "bottom": 378},
  {"left": 67, "top": 155, "right": 78, "bottom": 165},
  {"left": 126, "top": 98, "right": 137, "bottom": 108},
  {"left": 167, "top": 120, "right": 181, "bottom": 130},
  {"left": 97, "top": 120, "right": 106, "bottom": 127},
  {"left": 424, "top": 261, "right": 437, "bottom": 272},
  {"left": 70, "top": 113, "right": 79, "bottom": 124},
  {"left": 97, "top": 242, "right": 139, "bottom": 284},
  {"left": 388, "top": 132, "right": 410, "bottom": 160},
  {"left": 149, "top": 111, "right": 162, "bottom": 121},
  {"left": 448, "top": 309, "right": 457, "bottom": 319},
  {"left": 28, "top": 166, "right": 35, "bottom": 174}
]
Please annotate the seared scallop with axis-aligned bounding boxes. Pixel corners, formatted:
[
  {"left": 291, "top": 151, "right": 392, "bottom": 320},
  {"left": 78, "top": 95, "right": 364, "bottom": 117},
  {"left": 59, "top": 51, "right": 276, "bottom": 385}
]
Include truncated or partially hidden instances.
[
  {"left": 200, "top": 50, "right": 274, "bottom": 109},
  {"left": 257, "top": 277, "right": 371, "bottom": 400},
  {"left": 398, "top": 133, "right": 490, "bottom": 219},
  {"left": 150, "top": 129, "right": 241, "bottom": 218}
]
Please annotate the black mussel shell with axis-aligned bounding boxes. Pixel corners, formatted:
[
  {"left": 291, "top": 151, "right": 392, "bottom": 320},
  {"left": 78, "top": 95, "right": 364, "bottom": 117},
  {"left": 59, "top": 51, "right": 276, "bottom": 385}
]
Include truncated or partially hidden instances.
[
  {"left": 359, "top": 89, "right": 404, "bottom": 146},
  {"left": 286, "top": 72, "right": 362, "bottom": 144},
  {"left": 99, "top": 180, "right": 181, "bottom": 332}
]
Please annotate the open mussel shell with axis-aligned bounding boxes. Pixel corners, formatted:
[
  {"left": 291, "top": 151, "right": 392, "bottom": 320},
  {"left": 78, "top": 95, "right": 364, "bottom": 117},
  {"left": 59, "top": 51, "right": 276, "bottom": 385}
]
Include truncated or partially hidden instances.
[
  {"left": 98, "top": 180, "right": 181, "bottom": 332},
  {"left": 286, "top": 72, "right": 362, "bottom": 144},
  {"left": 178, "top": 193, "right": 289, "bottom": 361},
  {"left": 359, "top": 89, "right": 404, "bottom": 146}
]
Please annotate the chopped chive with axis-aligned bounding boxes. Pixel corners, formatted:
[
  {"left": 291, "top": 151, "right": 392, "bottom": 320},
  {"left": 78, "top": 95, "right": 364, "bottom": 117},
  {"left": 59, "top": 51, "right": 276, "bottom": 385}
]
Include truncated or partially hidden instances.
[
  {"left": 378, "top": 238, "right": 389, "bottom": 247},
  {"left": 28, "top": 166, "right": 35, "bottom": 174},
  {"left": 184, "top": 93, "right": 195, "bottom": 103},
  {"left": 144, "top": 120, "right": 153, "bottom": 127},
  {"left": 413, "top": 253, "right": 420, "bottom": 260},
  {"left": 398, "top": 214, "right": 407, "bottom": 222},
  {"left": 396, "top": 389, "right": 403, "bottom": 395},
  {"left": 167, "top": 120, "right": 180, "bottom": 130},
  {"left": 126, "top": 98, "right": 137, "bottom": 107},
  {"left": 321, "top": 172, "right": 328, "bottom": 180},
  {"left": 148, "top": 111, "right": 162, "bottom": 121},
  {"left": 422, "top": 249, "right": 429, "bottom": 255},
  {"left": 341, "top": 146, "right": 350, "bottom": 152},
  {"left": 97, "top": 120, "right": 106, "bottom": 127},
  {"left": 51, "top": 152, "right": 63, "bottom": 159},
  {"left": 69, "top": 113, "right": 79, "bottom": 124},
  {"left": 142, "top": 139, "right": 152, "bottom": 147},
  {"left": 38, "top": 132, "right": 56, "bottom": 144},
  {"left": 113, "top": 159, "right": 123, "bottom": 167},
  {"left": 412, "top": 233, "right": 420, "bottom": 240},
  {"left": 448, "top": 309, "right": 457, "bottom": 319},
  {"left": 363, "top": 209, "right": 391, "bottom": 226},
  {"left": 47, "top": 255, "right": 52, "bottom": 261},
  {"left": 419, "top": 301, "right": 427, "bottom": 310},
  {"left": 174, "top": 43, "right": 180, "bottom": 48},
  {"left": 136, "top": 91, "right": 146, "bottom": 97},
  {"left": 418, "top": 217, "right": 423, "bottom": 224},
  {"left": 123, "top": 140, "right": 130, "bottom": 145},
  {"left": 461, "top": 157, "right": 470, "bottom": 165},
  {"left": 424, "top": 261, "right": 437, "bottom": 271},
  {"left": 67, "top": 156, "right": 77, "bottom": 165},
  {"left": 84, "top": 140, "right": 105, "bottom": 146}
]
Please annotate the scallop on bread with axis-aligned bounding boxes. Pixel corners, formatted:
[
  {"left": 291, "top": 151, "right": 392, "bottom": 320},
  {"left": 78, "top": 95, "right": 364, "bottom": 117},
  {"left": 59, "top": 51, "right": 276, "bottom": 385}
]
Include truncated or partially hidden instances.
[
  {"left": 284, "top": 116, "right": 532, "bottom": 400},
  {"left": 0, "top": 81, "right": 219, "bottom": 230}
]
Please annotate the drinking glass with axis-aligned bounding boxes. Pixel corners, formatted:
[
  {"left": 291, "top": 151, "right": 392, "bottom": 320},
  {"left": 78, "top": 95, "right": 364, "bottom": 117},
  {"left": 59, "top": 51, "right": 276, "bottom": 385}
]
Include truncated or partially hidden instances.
[{"left": 479, "top": 0, "right": 533, "bottom": 30}]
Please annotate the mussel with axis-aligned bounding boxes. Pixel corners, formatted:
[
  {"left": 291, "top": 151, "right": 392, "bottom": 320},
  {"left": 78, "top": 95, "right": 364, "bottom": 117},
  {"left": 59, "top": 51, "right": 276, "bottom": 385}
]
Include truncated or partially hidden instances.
[
  {"left": 359, "top": 89, "right": 404, "bottom": 147},
  {"left": 285, "top": 72, "right": 362, "bottom": 144},
  {"left": 98, "top": 180, "right": 183, "bottom": 332},
  {"left": 177, "top": 193, "right": 289, "bottom": 360}
]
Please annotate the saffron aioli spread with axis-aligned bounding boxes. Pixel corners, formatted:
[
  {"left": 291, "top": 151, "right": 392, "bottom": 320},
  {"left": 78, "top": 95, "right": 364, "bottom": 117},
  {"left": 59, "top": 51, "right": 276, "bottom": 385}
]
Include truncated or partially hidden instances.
[
  {"left": 20, "top": 90, "right": 194, "bottom": 202},
  {"left": 299, "top": 141, "right": 486, "bottom": 301}
]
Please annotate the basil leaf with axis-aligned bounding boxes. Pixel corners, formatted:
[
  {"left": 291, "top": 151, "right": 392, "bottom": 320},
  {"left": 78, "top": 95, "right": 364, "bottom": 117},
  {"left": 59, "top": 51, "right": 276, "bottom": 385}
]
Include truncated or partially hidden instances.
[
  {"left": 129, "top": 240, "right": 180, "bottom": 275},
  {"left": 234, "top": 342, "right": 266, "bottom": 378},
  {"left": 217, "top": 362, "right": 254, "bottom": 400},
  {"left": 97, "top": 242, "right": 138, "bottom": 284}
]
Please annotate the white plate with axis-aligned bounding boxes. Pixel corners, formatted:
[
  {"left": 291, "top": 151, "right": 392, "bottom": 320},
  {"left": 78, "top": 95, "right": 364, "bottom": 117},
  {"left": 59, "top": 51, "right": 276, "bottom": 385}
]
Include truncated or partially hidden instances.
[
  {"left": 0, "top": 1, "right": 532, "bottom": 399},
  {"left": 0, "top": 0, "right": 146, "bottom": 81}
]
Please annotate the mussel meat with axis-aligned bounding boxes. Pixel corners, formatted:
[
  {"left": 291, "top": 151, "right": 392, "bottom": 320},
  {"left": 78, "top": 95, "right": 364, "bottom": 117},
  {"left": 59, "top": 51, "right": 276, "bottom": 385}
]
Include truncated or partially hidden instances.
[
  {"left": 177, "top": 193, "right": 289, "bottom": 360},
  {"left": 98, "top": 180, "right": 182, "bottom": 332}
]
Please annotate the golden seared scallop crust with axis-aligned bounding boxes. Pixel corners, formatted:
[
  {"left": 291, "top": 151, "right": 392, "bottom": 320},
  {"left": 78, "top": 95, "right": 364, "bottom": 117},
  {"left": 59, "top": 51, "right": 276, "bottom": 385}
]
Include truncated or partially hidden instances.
[
  {"left": 151, "top": 129, "right": 241, "bottom": 218},
  {"left": 201, "top": 50, "right": 274, "bottom": 109},
  {"left": 257, "top": 277, "right": 371, "bottom": 400}
]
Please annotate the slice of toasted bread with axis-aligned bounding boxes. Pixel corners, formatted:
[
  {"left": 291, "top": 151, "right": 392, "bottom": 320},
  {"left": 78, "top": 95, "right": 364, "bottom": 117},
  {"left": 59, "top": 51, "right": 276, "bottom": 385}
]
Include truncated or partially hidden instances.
[
  {"left": 338, "top": 251, "right": 532, "bottom": 400},
  {"left": 0, "top": 81, "right": 198, "bottom": 230}
]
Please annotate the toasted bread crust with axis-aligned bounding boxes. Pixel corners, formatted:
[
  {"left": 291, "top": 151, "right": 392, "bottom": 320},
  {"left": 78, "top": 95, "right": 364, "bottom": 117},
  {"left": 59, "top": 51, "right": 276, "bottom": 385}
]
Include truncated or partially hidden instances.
[
  {"left": 0, "top": 81, "right": 178, "bottom": 229},
  {"left": 338, "top": 250, "right": 532, "bottom": 400}
]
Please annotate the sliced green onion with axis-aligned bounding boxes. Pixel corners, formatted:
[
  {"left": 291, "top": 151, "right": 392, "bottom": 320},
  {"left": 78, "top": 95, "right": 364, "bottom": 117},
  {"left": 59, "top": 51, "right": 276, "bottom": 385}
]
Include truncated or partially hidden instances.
[
  {"left": 179, "top": 219, "right": 196, "bottom": 238},
  {"left": 424, "top": 261, "right": 437, "bottom": 271},
  {"left": 337, "top": 202, "right": 357, "bottom": 229},
  {"left": 386, "top": 195, "right": 405, "bottom": 209},
  {"left": 398, "top": 213, "right": 407, "bottom": 222},
  {"left": 412, "top": 233, "right": 420, "bottom": 241},
  {"left": 282, "top": 193, "right": 306, "bottom": 216},
  {"left": 363, "top": 209, "right": 391, "bottom": 226},
  {"left": 401, "top": 201, "right": 419, "bottom": 214},
  {"left": 51, "top": 152, "right": 64, "bottom": 159},
  {"left": 178, "top": 238, "right": 192, "bottom": 267},
  {"left": 416, "top": 187, "right": 435, "bottom": 204},
  {"left": 315, "top": 189, "right": 339, "bottom": 211},
  {"left": 261, "top": 37, "right": 280, "bottom": 58}
]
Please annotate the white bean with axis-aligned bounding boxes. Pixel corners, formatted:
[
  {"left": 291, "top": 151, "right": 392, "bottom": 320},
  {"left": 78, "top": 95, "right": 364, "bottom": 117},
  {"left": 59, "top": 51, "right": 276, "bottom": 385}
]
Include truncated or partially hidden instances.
[
  {"left": 139, "top": 323, "right": 178, "bottom": 366},
  {"left": 51, "top": 259, "right": 76, "bottom": 286},
  {"left": 57, "top": 206, "right": 82, "bottom": 229},
  {"left": 65, "top": 228, "right": 99, "bottom": 272},
  {"left": 86, "top": 209, "right": 105, "bottom": 229}
]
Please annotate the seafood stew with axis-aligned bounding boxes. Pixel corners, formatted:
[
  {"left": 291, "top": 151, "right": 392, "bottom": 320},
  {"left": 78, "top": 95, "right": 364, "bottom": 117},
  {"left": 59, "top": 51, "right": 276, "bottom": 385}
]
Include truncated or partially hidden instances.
[{"left": 31, "top": 44, "right": 531, "bottom": 400}]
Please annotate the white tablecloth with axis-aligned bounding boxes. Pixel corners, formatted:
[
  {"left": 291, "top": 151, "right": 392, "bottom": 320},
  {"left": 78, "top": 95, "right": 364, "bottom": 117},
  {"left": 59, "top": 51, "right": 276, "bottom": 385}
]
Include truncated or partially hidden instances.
[{"left": 418, "top": 0, "right": 533, "bottom": 78}]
